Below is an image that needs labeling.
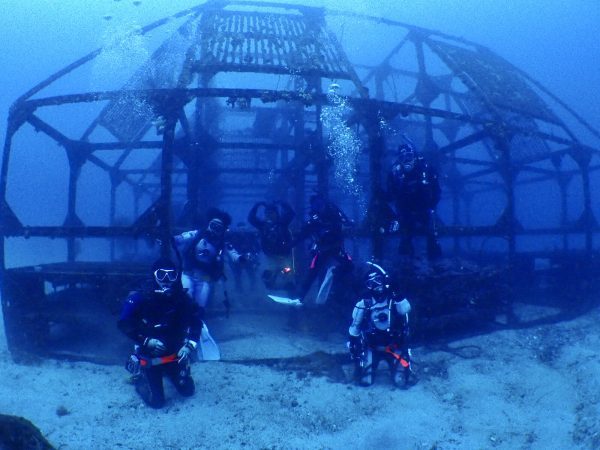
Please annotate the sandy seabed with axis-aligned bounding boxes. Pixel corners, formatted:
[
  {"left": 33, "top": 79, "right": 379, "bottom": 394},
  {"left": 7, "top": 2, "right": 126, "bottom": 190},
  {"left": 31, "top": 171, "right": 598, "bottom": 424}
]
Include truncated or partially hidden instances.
[{"left": 1, "top": 301, "right": 599, "bottom": 450}]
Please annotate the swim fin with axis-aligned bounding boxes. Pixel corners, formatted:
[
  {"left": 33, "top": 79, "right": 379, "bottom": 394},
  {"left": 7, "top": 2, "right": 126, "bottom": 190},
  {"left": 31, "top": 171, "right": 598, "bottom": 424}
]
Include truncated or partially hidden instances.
[
  {"left": 267, "top": 294, "right": 302, "bottom": 307},
  {"left": 315, "top": 266, "right": 334, "bottom": 305},
  {"left": 198, "top": 323, "right": 220, "bottom": 361}
]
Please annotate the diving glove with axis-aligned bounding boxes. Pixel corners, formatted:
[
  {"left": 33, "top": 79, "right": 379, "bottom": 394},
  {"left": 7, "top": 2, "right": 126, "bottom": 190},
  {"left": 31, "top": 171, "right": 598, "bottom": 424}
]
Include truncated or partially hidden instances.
[
  {"left": 347, "top": 335, "right": 362, "bottom": 359},
  {"left": 144, "top": 338, "right": 166, "bottom": 356},
  {"left": 177, "top": 340, "right": 197, "bottom": 363}
]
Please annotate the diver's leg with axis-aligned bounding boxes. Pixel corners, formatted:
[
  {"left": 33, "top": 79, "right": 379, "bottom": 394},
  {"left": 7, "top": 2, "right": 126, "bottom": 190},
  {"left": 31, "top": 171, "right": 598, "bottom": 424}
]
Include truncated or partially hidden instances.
[
  {"left": 166, "top": 362, "right": 195, "bottom": 397},
  {"left": 390, "top": 350, "right": 413, "bottom": 388},
  {"left": 181, "top": 272, "right": 194, "bottom": 299},
  {"left": 297, "top": 252, "right": 321, "bottom": 302},
  {"left": 397, "top": 213, "right": 415, "bottom": 257},
  {"left": 136, "top": 366, "right": 166, "bottom": 409},
  {"left": 426, "top": 210, "right": 442, "bottom": 260},
  {"left": 196, "top": 279, "right": 212, "bottom": 309},
  {"left": 357, "top": 348, "right": 374, "bottom": 386}
]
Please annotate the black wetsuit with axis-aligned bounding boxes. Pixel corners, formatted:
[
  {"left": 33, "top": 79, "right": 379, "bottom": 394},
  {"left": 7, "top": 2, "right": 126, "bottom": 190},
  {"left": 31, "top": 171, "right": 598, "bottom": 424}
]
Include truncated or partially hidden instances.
[
  {"left": 118, "top": 285, "right": 203, "bottom": 408},
  {"left": 387, "top": 157, "right": 441, "bottom": 258},
  {"left": 294, "top": 202, "right": 353, "bottom": 302},
  {"left": 248, "top": 202, "right": 295, "bottom": 257}
]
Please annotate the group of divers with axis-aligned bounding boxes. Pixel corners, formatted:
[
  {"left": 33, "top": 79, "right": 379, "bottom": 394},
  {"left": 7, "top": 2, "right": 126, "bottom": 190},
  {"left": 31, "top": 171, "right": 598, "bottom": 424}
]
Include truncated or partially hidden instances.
[{"left": 118, "top": 140, "right": 442, "bottom": 408}]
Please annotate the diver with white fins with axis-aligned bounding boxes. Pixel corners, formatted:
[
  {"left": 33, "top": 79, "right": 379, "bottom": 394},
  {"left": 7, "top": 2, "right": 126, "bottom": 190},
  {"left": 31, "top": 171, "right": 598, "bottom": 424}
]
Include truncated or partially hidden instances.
[
  {"left": 172, "top": 208, "right": 250, "bottom": 360},
  {"left": 268, "top": 193, "right": 353, "bottom": 307},
  {"left": 347, "top": 261, "right": 414, "bottom": 387}
]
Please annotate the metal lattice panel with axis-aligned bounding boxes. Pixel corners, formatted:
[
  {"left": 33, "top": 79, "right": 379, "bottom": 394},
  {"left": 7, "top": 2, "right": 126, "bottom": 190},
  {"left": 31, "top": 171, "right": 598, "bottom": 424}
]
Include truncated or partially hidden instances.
[
  {"left": 98, "top": 18, "right": 198, "bottom": 142},
  {"left": 196, "top": 10, "right": 354, "bottom": 78},
  {"left": 428, "top": 39, "right": 560, "bottom": 124}
]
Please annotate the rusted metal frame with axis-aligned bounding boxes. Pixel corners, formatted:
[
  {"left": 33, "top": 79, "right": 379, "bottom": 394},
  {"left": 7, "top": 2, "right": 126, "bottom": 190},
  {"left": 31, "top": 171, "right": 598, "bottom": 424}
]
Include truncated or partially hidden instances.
[
  {"left": 425, "top": 37, "right": 519, "bottom": 264},
  {"left": 513, "top": 66, "right": 600, "bottom": 141},
  {"left": 26, "top": 114, "right": 149, "bottom": 197},
  {"left": 357, "top": 63, "right": 418, "bottom": 81},
  {"left": 2, "top": 226, "right": 153, "bottom": 239},
  {"left": 452, "top": 158, "right": 562, "bottom": 180},
  {"left": 438, "top": 130, "right": 489, "bottom": 154},
  {"left": 349, "top": 98, "right": 483, "bottom": 125},
  {"left": 580, "top": 164, "right": 594, "bottom": 252},
  {"left": 361, "top": 35, "right": 411, "bottom": 87},
  {"left": 18, "top": 5, "right": 205, "bottom": 104},
  {"left": 250, "top": 14, "right": 259, "bottom": 64},
  {"left": 177, "top": 20, "right": 203, "bottom": 90},
  {"left": 424, "top": 39, "right": 507, "bottom": 127},
  {"left": 439, "top": 225, "right": 598, "bottom": 237},
  {"left": 122, "top": 167, "right": 287, "bottom": 175},
  {"left": 325, "top": 29, "right": 368, "bottom": 98},
  {"left": 216, "top": 142, "right": 296, "bottom": 150},
  {"left": 83, "top": 141, "right": 163, "bottom": 151},
  {"left": 25, "top": 113, "right": 85, "bottom": 258},
  {"left": 0, "top": 117, "right": 24, "bottom": 272},
  {"left": 462, "top": 163, "right": 563, "bottom": 188},
  {"left": 414, "top": 35, "right": 436, "bottom": 151},
  {"left": 192, "top": 58, "right": 352, "bottom": 80},
  {"left": 14, "top": 86, "right": 296, "bottom": 112},
  {"left": 271, "top": 16, "right": 284, "bottom": 66},
  {"left": 326, "top": 8, "right": 480, "bottom": 49},
  {"left": 552, "top": 165, "right": 571, "bottom": 250},
  {"left": 450, "top": 157, "right": 497, "bottom": 168},
  {"left": 136, "top": 182, "right": 186, "bottom": 190},
  {"left": 461, "top": 166, "right": 505, "bottom": 182},
  {"left": 226, "top": 0, "right": 312, "bottom": 15},
  {"left": 219, "top": 14, "right": 231, "bottom": 66}
]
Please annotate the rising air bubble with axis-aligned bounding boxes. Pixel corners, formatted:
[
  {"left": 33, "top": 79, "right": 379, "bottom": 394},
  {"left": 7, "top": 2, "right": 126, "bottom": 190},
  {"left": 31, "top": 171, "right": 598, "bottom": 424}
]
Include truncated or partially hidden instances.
[{"left": 322, "top": 83, "right": 363, "bottom": 204}]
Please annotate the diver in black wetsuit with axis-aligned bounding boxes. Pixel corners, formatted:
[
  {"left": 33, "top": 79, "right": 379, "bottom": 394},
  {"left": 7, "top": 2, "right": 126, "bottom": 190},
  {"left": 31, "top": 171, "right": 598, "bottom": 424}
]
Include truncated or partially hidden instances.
[
  {"left": 248, "top": 200, "right": 296, "bottom": 290},
  {"left": 387, "top": 142, "right": 442, "bottom": 259},
  {"left": 347, "top": 262, "right": 413, "bottom": 387},
  {"left": 118, "top": 258, "right": 203, "bottom": 409},
  {"left": 293, "top": 194, "right": 353, "bottom": 305}
]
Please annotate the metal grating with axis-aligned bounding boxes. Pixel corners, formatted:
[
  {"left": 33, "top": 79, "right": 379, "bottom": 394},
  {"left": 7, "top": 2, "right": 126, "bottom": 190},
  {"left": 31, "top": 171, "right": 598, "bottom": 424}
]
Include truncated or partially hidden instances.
[
  {"left": 428, "top": 39, "right": 560, "bottom": 124},
  {"left": 195, "top": 10, "right": 354, "bottom": 78},
  {"left": 98, "top": 18, "right": 198, "bottom": 142}
]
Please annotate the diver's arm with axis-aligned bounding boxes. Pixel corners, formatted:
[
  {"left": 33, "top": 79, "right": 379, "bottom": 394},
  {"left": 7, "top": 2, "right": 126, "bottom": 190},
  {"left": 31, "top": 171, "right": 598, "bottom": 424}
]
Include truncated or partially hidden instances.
[
  {"left": 291, "top": 221, "right": 311, "bottom": 247},
  {"left": 429, "top": 169, "right": 441, "bottom": 208},
  {"left": 117, "top": 292, "right": 151, "bottom": 345},
  {"left": 348, "top": 300, "right": 367, "bottom": 337},
  {"left": 247, "top": 202, "right": 264, "bottom": 229},
  {"left": 278, "top": 201, "right": 296, "bottom": 225},
  {"left": 393, "top": 298, "right": 412, "bottom": 349},
  {"left": 224, "top": 242, "right": 244, "bottom": 263},
  {"left": 347, "top": 300, "right": 366, "bottom": 358},
  {"left": 173, "top": 230, "right": 199, "bottom": 252}
]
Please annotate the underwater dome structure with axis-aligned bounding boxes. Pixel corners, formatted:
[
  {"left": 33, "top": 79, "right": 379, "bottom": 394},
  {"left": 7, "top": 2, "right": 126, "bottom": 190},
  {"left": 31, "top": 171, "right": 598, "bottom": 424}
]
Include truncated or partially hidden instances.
[{"left": 2, "top": 0, "right": 600, "bottom": 360}]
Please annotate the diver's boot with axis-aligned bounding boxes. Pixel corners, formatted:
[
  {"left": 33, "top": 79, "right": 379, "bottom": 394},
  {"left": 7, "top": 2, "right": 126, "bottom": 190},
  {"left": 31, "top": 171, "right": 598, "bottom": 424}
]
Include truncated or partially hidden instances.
[{"left": 135, "top": 374, "right": 165, "bottom": 409}]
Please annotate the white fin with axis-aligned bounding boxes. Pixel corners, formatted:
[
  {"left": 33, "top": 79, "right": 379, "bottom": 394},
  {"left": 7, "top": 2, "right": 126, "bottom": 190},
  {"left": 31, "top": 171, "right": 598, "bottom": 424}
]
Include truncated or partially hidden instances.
[{"left": 199, "top": 323, "right": 220, "bottom": 361}]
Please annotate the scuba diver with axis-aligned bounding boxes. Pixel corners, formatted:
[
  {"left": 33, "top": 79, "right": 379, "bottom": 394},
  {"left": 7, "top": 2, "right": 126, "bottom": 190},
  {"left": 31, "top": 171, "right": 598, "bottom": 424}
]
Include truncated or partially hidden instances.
[
  {"left": 173, "top": 208, "right": 248, "bottom": 315},
  {"left": 248, "top": 200, "right": 296, "bottom": 291},
  {"left": 347, "top": 262, "right": 413, "bottom": 387},
  {"left": 386, "top": 138, "right": 442, "bottom": 260},
  {"left": 285, "top": 193, "right": 353, "bottom": 306},
  {"left": 118, "top": 258, "right": 203, "bottom": 409}
]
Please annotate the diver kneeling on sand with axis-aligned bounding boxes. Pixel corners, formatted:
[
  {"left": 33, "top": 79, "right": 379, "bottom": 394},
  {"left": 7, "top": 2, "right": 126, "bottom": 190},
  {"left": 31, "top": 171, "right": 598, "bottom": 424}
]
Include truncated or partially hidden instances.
[
  {"left": 347, "top": 262, "right": 414, "bottom": 387},
  {"left": 118, "top": 258, "right": 203, "bottom": 409}
]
